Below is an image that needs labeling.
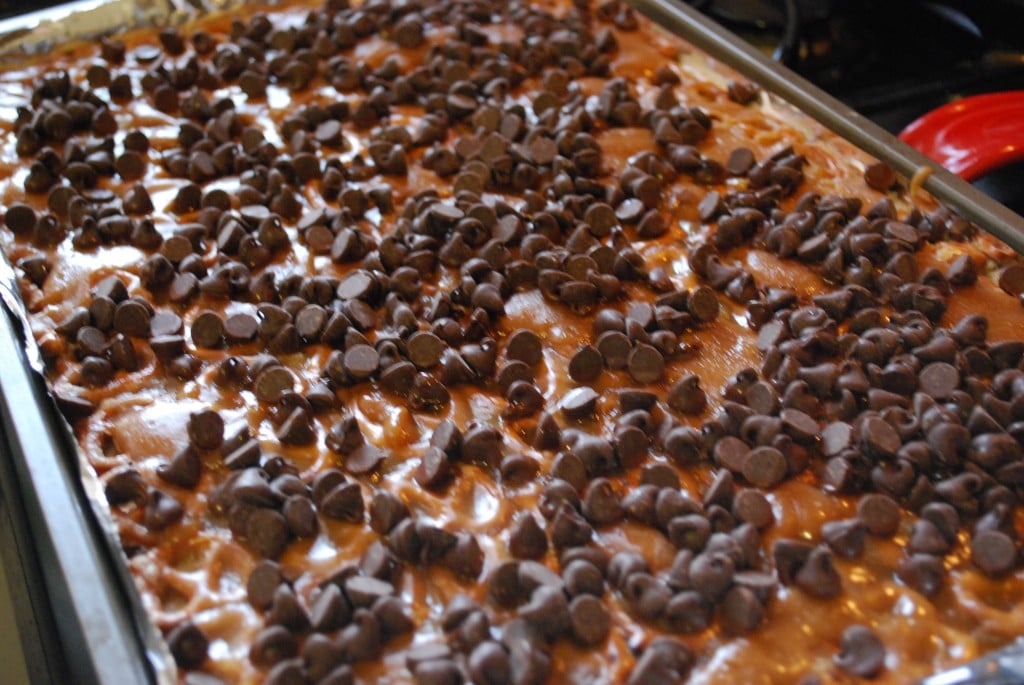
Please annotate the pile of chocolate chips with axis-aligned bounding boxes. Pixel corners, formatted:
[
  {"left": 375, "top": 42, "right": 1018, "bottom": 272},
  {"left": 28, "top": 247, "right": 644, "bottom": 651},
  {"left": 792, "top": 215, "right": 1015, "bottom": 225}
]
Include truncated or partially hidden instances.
[{"left": 6, "top": 0, "right": 1024, "bottom": 680}]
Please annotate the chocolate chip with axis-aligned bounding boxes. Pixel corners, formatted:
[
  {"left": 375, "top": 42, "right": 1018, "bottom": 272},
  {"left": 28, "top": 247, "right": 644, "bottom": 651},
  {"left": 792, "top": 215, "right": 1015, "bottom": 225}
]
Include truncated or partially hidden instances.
[
  {"left": 684, "top": 285, "right": 718, "bottom": 323},
  {"left": 371, "top": 597, "right": 413, "bottom": 639},
  {"left": 415, "top": 447, "right": 452, "bottom": 492},
  {"left": 908, "top": 519, "right": 952, "bottom": 555},
  {"left": 918, "top": 361, "right": 959, "bottom": 400},
  {"left": 564, "top": 594, "right": 609, "bottom": 647},
  {"left": 712, "top": 436, "right": 750, "bottom": 473},
  {"left": 232, "top": 469, "right": 278, "bottom": 510},
  {"left": 246, "top": 508, "right": 289, "bottom": 558},
  {"left": 864, "top": 162, "right": 895, "bottom": 192},
  {"left": 527, "top": 136, "right": 558, "bottom": 165},
  {"left": 581, "top": 478, "right": 623, "bottom": 525},
  {"left": 157, "top": 446, "right": 201, "bottom": 489},
  {"left": 772, "top": 538, "right": 814, "bottom": 585},
  {"left": 718, "top": 585, "right": 763, "bottom": 636},
  {"left": 779, "top": 408, "right": 818, "bottom": 444},
  {"left": 265, "top": 659, "right": 304, "bottom": 685},
  {"left": 379, "top": 361, "right": 416, "bottom": 396},
  {"left": 560, "top": 387, "right": 600, "bottom": 420},
  {"left": 569, "top": 345, "right": 603, "bottom": 383},
  {"left": 345, "top": 443, "right": 386, "bottom": 475},
  {"left": 488, "top": 560, "right": 525, "bottom": 608},
  {"left": 412, "top": 658, "right": 461, "bottom": 685},
  {"left": 222, "top": 436, "right": 260, "bottom": 469},
  {"left": 462, "top": 425, "right": 502, "bottom": 468},
  {"left": 344, "top": 344, "right": 380, "bottom": 380},
  {"left": 393, "top": 15, "right": 425, "bottom": 48},
  {"left": 320, "top": 482, "right": 365, "bottom": 522},
  {"left": 835, "top": 625, "right": 885, "bottom": 678},
  {"left": 427, "top": 420, "right": 462, "bottom": 460},
  {"left": 666, "top": 373, "right": 706, "bottom": 415},
  {"left": 520, "top": 581, "right": 569, "bottom": 643},
  {"left": 255, "top": 366, "right": 296, "bottom": 403},
  {"left": 727, "top": 80, "right": 760, "bottom": 105},
  {"left": 621, "top": 571, "right": 669, "bottom": 621},
  {"left": 686, "top": 551, "right": 733, "bottom": 602},
  {"left": 627, "top": 343, "right": 664, "bottom": 384},
  {"left": 995, "top": 264, "right": 1024, "bottom": 296},
  {"left": 668, "top": 514, "right": 711, "bottom": 552},
  {"left": 500, "top": 330, "right": 541, "bottom": 368},
  {"left": 658, "top": 588, "right": 707, "bottom": 633},
  {"left": 462, "top": 641, "right": 508, "bottom": 685},
  {"left": 856, "top": 493, "right": 901, "bottom": 537},
  {"left": 344, "top": 575, "right": 394, "bottom": 609},
  {"left": 821, "top": 518, "right": 865, "bottom": 558},
  {"left": 732, "top": 489, "right": 774, "bottom": 529},
  {"left": 595, "top": 330, "right": 630, "bottom": 370},
  {"left": 168, "top": 272, "right": 199, "bottom": 303},
  {"left": 497, "top": 361, "right": 533, "bottom": 396},
  {"left": 250, "top": 625, "right": 297, "bottom": 669},
  {"left": 80, "top": 356, "right": 113, "bottom": 387},
  {"left": 186, "top": 409, "right": 224, "bottom": 451},
  {"left": 267, "top": 584, "right": 311, "bottom": 632},
  {"left": 191, "top": 311, "right": 224, "bottom": 349},
  {"left": 860, "top": 416, "right": 901, "bottom": 460},
  {"left": 726, "top": 148, "right": 755, "bottom": 176},
  {"left": 505, "top": 513, "right": 549, "bottom": 563},
  {"left": 280, "top": 494, "right": 316, "bottom": 538},
  {"left": 562, "top": 559, "right": 603, "bottom": 599},
  {"left": 505, "top": 381, "right": 545, "bottom": 419},
  {"left": 551, "top": 503, "right": 594, "bottom": 549},
  {"left": 150, "top": 311, "right": 182, "bottom": 338},
  {"left": 896, "top": 553, "right": 945, "bottom": 597},
  {"left": 338, "top": 608, "right": 382, "bottom": 662},
  {"left": 794, "top": 546, "right": 841, "bottom": 598},
  {"left": 742, "top": 446, "right": 788, "bottom": 489},
  {"left": 627, "top": 637, "right": 692, "bottom": 685},
  {"left": 407, "top": 332, "right": 445, "bottom": 369},
  {"left": 941, "top": 253, "right": 976, "bottom": 287},
  {"left": 167, "top": 620, "right": 208, "bottom": 669},
  {"left": 247, "top": 560, "right": 282, "bottom": 610},
  {"left": 4, "top": 203, "right": 39, "bottom": 236},
  {"left": 971, "top": 530, "right": 1016, "bottom": 577},
  {"left": 369, "top": 491, "right": 408, "bottom": 534},
  {"left": 820, "top": 421, "right": 853, "bottom": 457}
]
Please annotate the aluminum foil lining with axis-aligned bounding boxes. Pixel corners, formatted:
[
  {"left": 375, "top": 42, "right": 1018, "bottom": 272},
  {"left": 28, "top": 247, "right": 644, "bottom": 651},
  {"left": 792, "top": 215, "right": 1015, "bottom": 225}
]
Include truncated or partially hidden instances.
[{"left": 0, "top": 0, "right": 269, "bottom": 58}]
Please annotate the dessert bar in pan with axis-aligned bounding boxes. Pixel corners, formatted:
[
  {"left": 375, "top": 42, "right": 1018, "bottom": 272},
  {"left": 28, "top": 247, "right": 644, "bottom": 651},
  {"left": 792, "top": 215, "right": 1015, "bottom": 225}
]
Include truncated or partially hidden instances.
[{"left": 2, "top": 0, "right": 1024, "bottom": 683}]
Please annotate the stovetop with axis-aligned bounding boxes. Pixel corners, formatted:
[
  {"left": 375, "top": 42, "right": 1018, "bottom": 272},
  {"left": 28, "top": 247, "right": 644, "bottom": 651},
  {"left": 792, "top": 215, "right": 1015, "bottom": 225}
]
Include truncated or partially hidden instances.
[
  {"left": 686, "top": 0, "right": 1024, "bottom": 213},
  {"left": 689, "top": 0, "right": 1024, "bottom": 126}
]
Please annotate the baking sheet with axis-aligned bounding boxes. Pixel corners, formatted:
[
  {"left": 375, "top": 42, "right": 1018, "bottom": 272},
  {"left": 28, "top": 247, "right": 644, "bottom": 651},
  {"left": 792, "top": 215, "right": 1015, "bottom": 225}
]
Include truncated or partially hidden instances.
[
  {"left": 0, "top": 0, "right": 1021, "bottom": 684},
  {"left": 0, "top": 260, "right": 165, "bottom": 684}
]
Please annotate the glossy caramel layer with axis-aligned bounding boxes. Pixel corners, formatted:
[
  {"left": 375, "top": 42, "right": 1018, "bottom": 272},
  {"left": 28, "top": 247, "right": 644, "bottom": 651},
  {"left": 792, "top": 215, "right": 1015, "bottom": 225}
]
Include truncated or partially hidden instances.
[{"left": 2, "top": 1, "right": 1024, "bottom": 684}]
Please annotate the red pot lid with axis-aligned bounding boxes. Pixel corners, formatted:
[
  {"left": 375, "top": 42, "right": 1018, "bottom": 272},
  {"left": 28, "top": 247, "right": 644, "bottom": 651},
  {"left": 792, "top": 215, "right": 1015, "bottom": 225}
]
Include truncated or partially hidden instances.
[{"left": 899, "top": 90, "right": 1024, "bottom": 181}]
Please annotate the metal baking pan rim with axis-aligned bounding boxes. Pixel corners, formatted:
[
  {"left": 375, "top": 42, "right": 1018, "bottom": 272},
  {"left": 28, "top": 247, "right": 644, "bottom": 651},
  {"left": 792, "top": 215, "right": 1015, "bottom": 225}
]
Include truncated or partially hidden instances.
[
  {"left": 0, "top": 1, "right": 1018, "bottom": 684},
  {"left": 627, "top": 0, "right": 1024, "bottom": 255},
  {"left": 0, "top": 303, "right": 158, "bottom": 685}
]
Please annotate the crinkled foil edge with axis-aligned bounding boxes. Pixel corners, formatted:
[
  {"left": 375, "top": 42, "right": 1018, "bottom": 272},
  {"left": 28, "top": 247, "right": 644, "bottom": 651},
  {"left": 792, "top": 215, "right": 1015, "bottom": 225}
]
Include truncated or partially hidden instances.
[
  {"left": 0, "top": 3, "right": 272, "bottom": 683},
  {"left": 0, "top": 261, "right": 177, "bottom": 685},
  {"left": 0, "top": 0, "right": 256, "bottom": 56}
]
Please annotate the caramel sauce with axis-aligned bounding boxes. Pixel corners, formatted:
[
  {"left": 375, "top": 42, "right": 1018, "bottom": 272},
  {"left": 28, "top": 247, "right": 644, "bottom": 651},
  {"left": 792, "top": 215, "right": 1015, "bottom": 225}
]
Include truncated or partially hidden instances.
[{"left": 2, "top": 2, "right": 1024, "bottom": 684}]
